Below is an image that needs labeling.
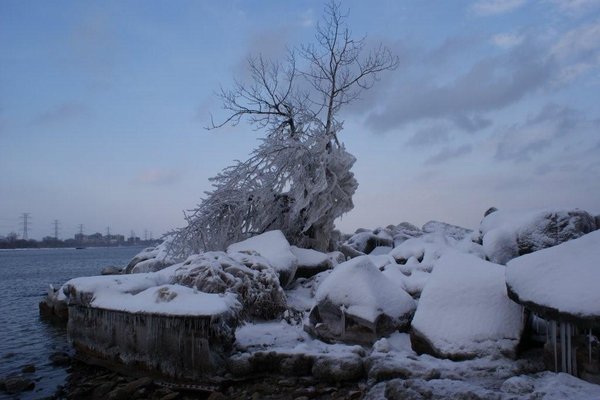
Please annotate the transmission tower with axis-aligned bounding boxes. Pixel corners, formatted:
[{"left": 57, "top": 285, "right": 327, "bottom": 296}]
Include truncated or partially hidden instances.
[
  {"left": 78, "top": 224, "right": 84, "bottom": 235},
  {"left": 53, "top": 220, "right": 60, "bottom": 239},
  {"left": 106, "top": 226, "right": 111, "bottom": 238},
  {"left": 20, "top": 213, "right": 30, "bottom": 240},
  {"left": 144, "top": 229, "right": 148, "bottom": 241}
]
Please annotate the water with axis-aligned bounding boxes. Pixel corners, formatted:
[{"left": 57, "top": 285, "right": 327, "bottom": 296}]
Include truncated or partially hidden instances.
[{"left": 0, "top": 247, "right": 143, "bottom": 399}]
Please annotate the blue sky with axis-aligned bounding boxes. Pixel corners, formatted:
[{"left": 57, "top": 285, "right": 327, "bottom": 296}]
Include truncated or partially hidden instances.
[{"left": 1, "top": 0, "right": 599, "bottom": 240}]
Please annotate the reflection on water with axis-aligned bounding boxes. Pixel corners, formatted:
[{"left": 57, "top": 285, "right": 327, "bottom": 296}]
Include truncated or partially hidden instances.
[{"left": 0, "top": 247, "right": 142, "bottom": 399}]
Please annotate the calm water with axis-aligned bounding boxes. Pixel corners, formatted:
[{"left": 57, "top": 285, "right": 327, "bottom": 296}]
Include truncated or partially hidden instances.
[{"left": 0, "top": 247, "right": 143, "bottom": 399}]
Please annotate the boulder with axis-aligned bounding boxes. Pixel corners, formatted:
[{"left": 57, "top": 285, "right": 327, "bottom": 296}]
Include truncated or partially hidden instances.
[
  {"left": 480, "top": 208, "right": 597, "bottom": 264},
  {"left": 125, "top": 241, "right": 174, "bottom": 274},
  {"left": 290, "top": 246, "right": 342, "bottom": 279},
  {"left": 174, "top": 251, "right": 287, "bottom": 320},
  {"left": 421, "top": 221, "right": 473, "bottom": 241},
  {"left": 1, "top": 376, "right": 35, "bottom": 394},
  {"left": 306, "top": 256, "right": 416, "bottom": 344},
  {"left": 410, "top": 252, "right": 523, "bottom": 360},
  {"left": 227, "top": 230, "right": 298, "bottom": 287},
  {"left": 38, "top": 285, "right": 68, "bottom": 321},
  {"left": 101, "top": 265, "right": 122, "bottom": 275}
]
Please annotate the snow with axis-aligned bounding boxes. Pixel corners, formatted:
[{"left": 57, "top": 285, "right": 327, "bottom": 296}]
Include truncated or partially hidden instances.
[
  {"left": 91, "top": 284, "right": 240, "bottom": 316},
  {"left": 290, "top": 245, "right": 329, "bottom": 267},
  {"left": 227, "top": 230, "right": 297, "bottom": 273},
  {"left": 63, "top": 272, "right": 241, "bottom": 316},
  {"left": 315, "top": 256, "right": 415, "bottom": 323},
  {"left": 506, "top": 229, "right": 600, "bottom": 318},
  {"left": 411, "top": 252, "right": 523, "bottom": 358},
  {"left": 234, "top": 320, "right": 364, "bottom": 357}
]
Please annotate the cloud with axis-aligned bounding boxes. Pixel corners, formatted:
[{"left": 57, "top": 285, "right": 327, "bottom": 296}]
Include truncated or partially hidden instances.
[
  {"left": 550, "top": 19, "right": 600, "bottom": 84},
  {"left": 406, "top": 124, "right": 450, "bottom": 147},
  {"left": 366, "top": 41, "right": 554, "bottom": 132},
  {"left": 492, "top": 32, "right": 524, "bottom": 48},
  {"left": 548, "top": 0, "right": 600, "bottom": 14},
  {"left": 32, "top": 103, "right": 90, "bottom": 126},
  {"left": 425, "top": 144, "right": 473, "bottom": 165},
  {"left": 470, "top": 0, "right": 527, "bottom": 16},
  {"left": 494, "top": 104, "right": 582, "bottom": 162},
  {"left": 134, "top": 169, "right": 182, "bottom": 186}
]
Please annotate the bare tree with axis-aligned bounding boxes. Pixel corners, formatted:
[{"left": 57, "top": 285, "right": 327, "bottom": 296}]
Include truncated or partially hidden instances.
[{"left": 168, "top": 1, "right": 398, "bottom": 257}]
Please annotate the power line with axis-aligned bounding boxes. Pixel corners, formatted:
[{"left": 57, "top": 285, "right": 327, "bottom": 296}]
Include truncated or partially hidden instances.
[{"left": 20, "top": 213, "right": 30, "bottom": 240}]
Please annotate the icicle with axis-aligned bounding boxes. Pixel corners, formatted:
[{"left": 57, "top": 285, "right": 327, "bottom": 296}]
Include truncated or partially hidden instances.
[
  {"left": 553, "top": 320, "right": 558, "bottom": 372},
  {"left": 561, "top": 321, "right": 567, "bottom": 372},
  {"left": 566, "top": 322, "right": 572, "bottom": 375},
  {"left": 590, "top": 329, "right": 594, "bottom": 364}
]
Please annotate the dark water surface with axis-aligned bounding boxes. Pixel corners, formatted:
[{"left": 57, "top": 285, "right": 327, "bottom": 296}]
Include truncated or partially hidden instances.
[{"left": 0, "top": 247, "right": 142, "bottom": 399}]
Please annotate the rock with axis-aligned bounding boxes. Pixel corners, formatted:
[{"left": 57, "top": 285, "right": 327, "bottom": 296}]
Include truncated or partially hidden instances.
[
  {"left": 207, "top": 392, "right": 227, "bottom": 400},
  {"left": 39, "top": 285, "right": 69, "bottom": 321},
  {"left": 123, "top": 377, "right": 153, "bottom": 393},
  {"left": 174, "top": 251, "right": 287, "bottom": 320},
  {"left": 125, "top": 241, "right": 174, "bottom": 274},
  {"left": 20, "top": 364, "right": 35, "bottom": 373},
  {"left": 2, "top": 376, "right": 35, "bottom": 394},
  {"left": 290, "top": 246, "right": 337, "bottom": 279},
  {"left": 480, "top": 208, "right": 597, "bottom": 264},
  {"left": 422, "top": 220, "right": 473, "bottom": 241},
  {"left": 93, "top": 381, "right": 117, "bottom": 398},
  {"left": 227, "top": 230, "right": 298, "bottom": 287},
  {"left": 312, "top": 355, "right": 364, "bottom": 382},
  {"left": 500, "top": 376, "right": 535, "bottom": 395},
  {"left": 159, "top": 393, "right": 179, "bottom": 400},
  {"left": 49, "top": 351, "right": 71, "bottom": 366},
  {"left": 410, "top": 252, "right": 523, "bottom": 360},
  {"left": 101, "top": 265, "right": 122, "bottom": 275},
  {"left": 341, "top": 230, "right": 394, "bottom": 256},
  {"left": 306, "top": 256, "right": 415, "bottom": 344}
]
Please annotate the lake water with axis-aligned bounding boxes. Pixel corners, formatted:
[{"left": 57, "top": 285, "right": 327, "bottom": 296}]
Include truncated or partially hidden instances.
[{"left": 0, "top": 247, "right": 143, "bottom": 399}]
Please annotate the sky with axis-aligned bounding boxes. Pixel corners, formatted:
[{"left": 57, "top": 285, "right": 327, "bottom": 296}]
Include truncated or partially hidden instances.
[{"left": 1, "top": 0, "right": 599, "bottom": 240}]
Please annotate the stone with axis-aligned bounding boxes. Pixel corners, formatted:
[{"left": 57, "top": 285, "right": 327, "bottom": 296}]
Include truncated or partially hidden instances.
[
  {"left": 480, "top": 208, "right": 597, "bottom": 264},
  {"left": 306, "top": 256, "right": 415, "bottom": 344},
  {"left": 2, "top": 376, "right": 35, "bottom": 394},
  {"left": 101, "top": 265, "right": 122, "bottom": 275},
  {"left": 311, "top": 355, "right": 364, "bottom": 382},
  {"left": 207, "top": 392, "right": 227, "bottom": 400},
  {"left": 123, "top": 377, "right": 153, "bottom": 393},
  {"left": 20, "top": 364, "right": 35, "bottom": 373},
  {"left": 49, "top": 351, "right": 71, "bottom": 366}
]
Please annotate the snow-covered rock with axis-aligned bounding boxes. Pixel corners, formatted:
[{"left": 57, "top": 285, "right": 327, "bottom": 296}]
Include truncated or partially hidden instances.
[
  {"left": 411, "top": 252, "right": 524, "bottom": 360},
  {"left": 227, "top": 230, "right": 298, "bottom": 287},
  {"left": 290, "top": 246, "right": 342, "bottom": 279},
  {"left": 306, "top": 256, "right": 416, "bottom": 344},
  {"left": 422, "top": 220, "right": 472, "bottom": 241},
  {"left": 174, "top": 251, "right": 288, "bottom": 320},
  {"left": 480, "top": 208, "right": 597, "bottom": 264},
  {"left": 340, "top": 223, "right": 425, "bottom": 258},
  {"left": 506, "top": 229, "right": 600, "bottom": 321},
  {"left": 125, "top": 241, "right": 175, "bottom": 274}
]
